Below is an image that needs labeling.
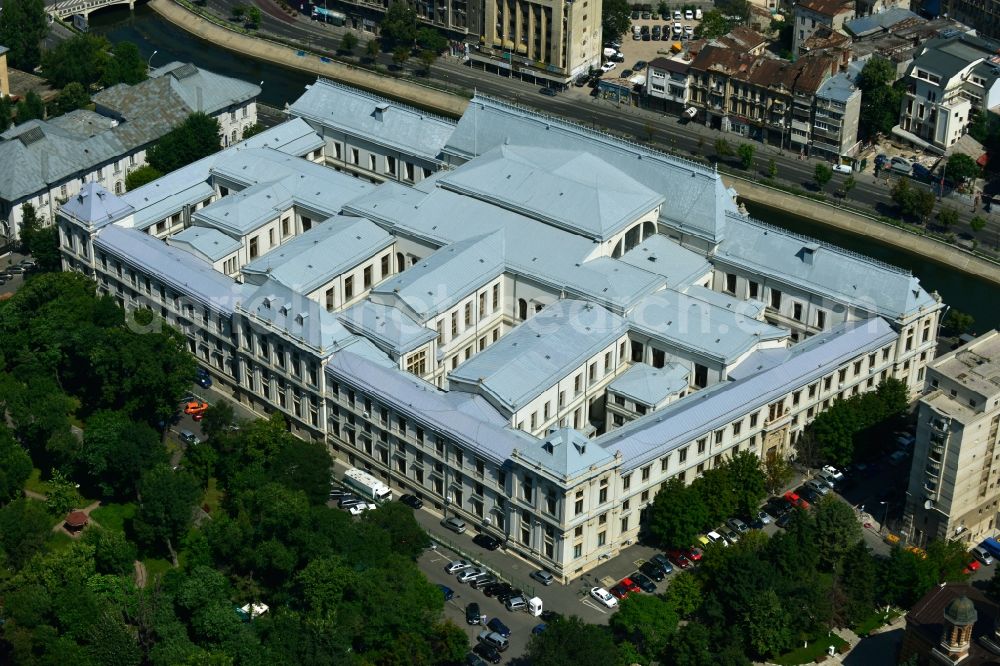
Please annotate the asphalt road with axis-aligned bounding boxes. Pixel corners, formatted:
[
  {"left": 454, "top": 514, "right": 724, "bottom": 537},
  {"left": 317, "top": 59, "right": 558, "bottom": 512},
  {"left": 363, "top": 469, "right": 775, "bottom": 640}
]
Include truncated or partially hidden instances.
[{"left": 196, "top": 0, "right": 1000, "bottom": 250}]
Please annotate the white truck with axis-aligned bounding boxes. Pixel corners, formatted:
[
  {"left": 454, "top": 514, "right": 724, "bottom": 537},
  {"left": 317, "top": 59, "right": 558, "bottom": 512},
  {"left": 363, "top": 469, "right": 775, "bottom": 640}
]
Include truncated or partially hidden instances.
[{"left": 344, "top": 468, "right": 392, "bottom": 502}]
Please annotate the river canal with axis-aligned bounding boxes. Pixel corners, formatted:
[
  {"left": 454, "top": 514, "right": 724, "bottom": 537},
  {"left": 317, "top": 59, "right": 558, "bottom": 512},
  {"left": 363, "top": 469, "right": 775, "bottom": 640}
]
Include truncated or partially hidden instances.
[{"left": 89, "top": 4, "right": 1000, "bottom": 329}]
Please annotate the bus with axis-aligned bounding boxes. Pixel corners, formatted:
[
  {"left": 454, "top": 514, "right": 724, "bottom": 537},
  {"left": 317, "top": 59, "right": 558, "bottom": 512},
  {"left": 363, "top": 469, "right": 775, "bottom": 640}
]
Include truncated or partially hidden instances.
[{"left": 344, "top": 468, "right": 392, "bottom": 502}]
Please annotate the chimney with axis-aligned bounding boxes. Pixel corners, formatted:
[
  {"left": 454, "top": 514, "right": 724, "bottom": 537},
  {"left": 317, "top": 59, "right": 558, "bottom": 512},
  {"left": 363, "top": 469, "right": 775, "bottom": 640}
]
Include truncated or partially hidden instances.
[{"left": 374, "top": 102, "right": 390, "bottom": 121}]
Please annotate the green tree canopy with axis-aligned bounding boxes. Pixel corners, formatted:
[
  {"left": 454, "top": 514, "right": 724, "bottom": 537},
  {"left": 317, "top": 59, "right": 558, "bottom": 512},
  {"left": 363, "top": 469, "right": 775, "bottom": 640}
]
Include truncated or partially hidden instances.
[
  {"left": 56, "top": 82, "right": 91, "bottom": 115},
  {"left": 339, "top": 31, "right": 359, "bottom": 54},
  {"left": 132, "top": 464, "right": 201, "bottom": 562},
  {"left": 0, "top": 0, "right": 48, "bottom": 70},
  {"left": 814, "top": 163, "right": 833, "bottom": 190},
  {"left": 103, "top": 41, "right": 148, "bottom": 86},
  {"left": 15, "top": 91, "right": 45, "bottom": 124},
  {"left": 147, "top": 112, "right": 222, "bottom": 174},
  {"left": 610, "top": 594, "right": 679, "bottom": 659},
  {"left": 379, "top": 2, "right": 418, "bottom": 50},
  {"left": 738, "top": 143, "right": 755, "bottom": 170},
  {"left": 942, "top": 310, "right": 975, "bottom": 336},
  {"left": 0, "top": 428, "right": 32, "bottom": 504},
  {"left": 79, "top": 409, "right": 166, "bottom": 498},
  {"left": 42, "top": 33, "right": 113, "bottom": 89},
  {"left": 0, "top": 498, "right": 53, "bottom": 568},
  {"left": 812, "top": 495, "right": 862, "bottom": 570},
  {"left": 602, "top": 0, "right": 632, "bottom": 41},
  {"left": 647, "top": 477, "right": 709, "bottom": 547},
  {"left": 858, "top": 57, "right": 904, "bottom": 137},
  {"left": 946, "top": 153, "right": 981, "bottom": 183},
  {"left": 0, "top": 96, "right": 13, "bottom": 132},
  {"left": 124, "top": 165, "right": 163, "bottom": 191},
  {"left": 525, "top": 614, "right": 621, "bottom": 666},
  {"left": 696, "top": 11, "right": 734, "bottom": 39}
]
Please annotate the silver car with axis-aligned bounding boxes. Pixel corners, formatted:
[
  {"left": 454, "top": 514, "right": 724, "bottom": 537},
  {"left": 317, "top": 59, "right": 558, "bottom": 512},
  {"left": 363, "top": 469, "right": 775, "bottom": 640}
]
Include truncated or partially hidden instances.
[
  {"left": 442, "top": 516, "right": 467, "bottom": 533},
  {"left": 457, "top": 567, "right": 488, "bottom": 583}
]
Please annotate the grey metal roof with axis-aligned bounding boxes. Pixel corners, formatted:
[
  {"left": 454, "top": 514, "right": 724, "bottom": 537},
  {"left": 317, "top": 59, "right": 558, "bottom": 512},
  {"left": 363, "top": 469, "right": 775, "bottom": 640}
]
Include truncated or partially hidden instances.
[
  {"left": 370, "top": 231, "right": 504, "bottom": 322},
  {"left": 844, "top": 8, "right": 919, "bottom": 37},
  {"left": 60, "top": 182, "right": 134, "bottom": 230},
  {"left": 910, "top": 35, "right": 996, "bottom": 81},
  {"left": 448, "top": 299, "right": 629, "bottom": 415},
  {"left": 337, "top": 300, "right": 437, "bottom": 354},
  {"left": 681, "top": 284, "right": 766, "bottom": 319},
  {"left": 438, "top": 144, "right": 664, "bottom": 241},
  {"left": 714, "top": 214, "right": 939, "bottom": 320},
  {"left": 288, "top": 78, "right": 455, "bottom": 161},
  {"left": 627, "top": 287, "right": 788, "bottom": 364},
  {"left": 816, "top": 72, "right": 859, "bottom": 103},
  {"left": 93, "top": 225, "right": 242, "bottom": 315},
  {"left": 238, "top": 279, "right": 357, "bottom": 357},
  {"left": 147, "top": 61, "right": 261, "bottom": 115},
  {"left": 516, "top": 428, "right": 616, "bottom": 481},
  {"left": 443, "top": 96, "right": 736, "bottom": 243},
  {"left": 166, "top": 225, "right": 242, "bottom": 262},
  {"left": 619, "top": 234, "right": 713, "bottom": 288},
  {"left": 596, "top": 318, "right": 898, "bottom": 470},
  {"left": 325, "top": 350, "right": 534, "bottom": 465},
  {"left": 608, "top": 362, "right": 690, "bottom": 406},
  {"left": 242, "top": 215, "right": 393, "bottom": 295}
]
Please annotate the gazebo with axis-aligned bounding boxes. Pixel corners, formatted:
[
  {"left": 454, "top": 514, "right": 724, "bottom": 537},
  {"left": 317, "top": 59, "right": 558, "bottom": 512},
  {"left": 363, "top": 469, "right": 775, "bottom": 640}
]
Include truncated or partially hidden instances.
[{"left": 64, "top": 511, "right": 89, "bottom": 533}]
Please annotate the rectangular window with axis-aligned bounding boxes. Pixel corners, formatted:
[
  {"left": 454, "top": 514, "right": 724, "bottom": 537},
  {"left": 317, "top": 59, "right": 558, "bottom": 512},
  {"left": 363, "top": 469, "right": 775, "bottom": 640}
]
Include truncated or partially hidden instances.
[
  {"left": 661, "top": 455, "right": 670, "bottom": 472},
  {"left": 770, "top": 288, "right": 782, "bottom": 309},
  {"left": 479, "top": 292, "right": 486, "bottom": 320},
  {"left": 464, "top": 303, "right": 472, "bottom": 327},
  {"left": 679, "top": 446, "right": 688, "bottom": 463},
  {"left": 793, "top": 302, "right": 803, "bottom": 321},
  {"left": 344, "top": 276, "right": 354, "bottom": 299},
  {"left": 725, "top": 273, "right": 737, "bottom": 294},
  {"left": 325, "top": 287, "right": 335, "bottom": 312},
  {"left": 697, "top": 438, "right": 707, "bottom": 454},
  {"left": 641, "top": 465, "right": 651, "bottom": 481},
  {"left": 749, "top": 281, "right": 759, "bottom": 299},
  {"left": 380, "top": 254, "right": 390, "bottom": 277},
  {"left": 817, "top": 310, "right": 826, "bottom": 328},
  {"left": 363, "top": 266, "right": 373, "bottom": 289},
  {"left": 604, "top": 351, "right": 613, "bottom": 373}
]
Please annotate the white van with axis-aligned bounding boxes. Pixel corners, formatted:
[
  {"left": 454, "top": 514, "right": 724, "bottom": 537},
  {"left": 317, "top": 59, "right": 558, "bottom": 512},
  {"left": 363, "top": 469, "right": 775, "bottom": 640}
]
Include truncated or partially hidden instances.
[{"left": 695, "top": 8, "right": 703, "bottom": 19}]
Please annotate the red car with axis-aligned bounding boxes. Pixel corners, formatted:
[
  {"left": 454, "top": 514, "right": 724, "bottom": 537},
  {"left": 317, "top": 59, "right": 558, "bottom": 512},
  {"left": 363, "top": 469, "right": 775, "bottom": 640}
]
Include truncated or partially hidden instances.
[
  {"left": 610, "top": 583, "right": 630, "bottom": 600},
  {"left": 964, "top": 560, "right": 981, "bottom": 575},
  {"left": 784, "top": 490, "right": 810, "bottom": 510},
  {"left": 685, "top": 547, "right": 704, "bottom": 562},
  {"left": 667, "top": 549, "right": 692, "bottom": 568},
  {"left": 620, "top": 577, "right": 641, "bottom": 593}
]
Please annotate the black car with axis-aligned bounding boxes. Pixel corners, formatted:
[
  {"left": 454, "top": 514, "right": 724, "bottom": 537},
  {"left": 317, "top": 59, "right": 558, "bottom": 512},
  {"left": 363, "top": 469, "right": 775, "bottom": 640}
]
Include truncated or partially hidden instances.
[
  {"left": 632, "top": 572, "right": 657, "bottom": 593},
  {"left": 473, "top": 533, "right": 503, "bottom": 550},
  {"left": 399, "top": 494, "right": 423, "bottom": 509},
  {"left": 497, "top": 587, "right": 522, "bottom": 604},
  {"left": 539, "top": 87, "right": 558, "bottom": 97},
  {"left": 329, "top": 488, "right": 351, "bottom": 499},
  {"left": 540, "top": 609, "right": 561, "bottom": 622},
  {"left": 338, "top": 497, "right": 363, "bottom": 509},
  {"left": 487, "top": 617, "right": 511, "bottom": 638},
  {"left": 484, "top": 582, "right": 511, "bottom": 598},
  {"left": 776, "top": 511, "right": 796, "bottom": 528},
  {"left": 574, "top": 75, "right": 589, "bottom": 87},
  {"left": 640, "top": 561, "right": 665, "bottom": 582},
  {"left": 473, "top": 643, "right": 502, "bottom": 664},
  {"left": 466, "top": 602, "right": 481, "bottom": 625},
  {"left": 767, "top": 497, "right": 793, "bottom": 517},
  {"left": 634, "top": 60, "right": 648, "bottom": 71}
]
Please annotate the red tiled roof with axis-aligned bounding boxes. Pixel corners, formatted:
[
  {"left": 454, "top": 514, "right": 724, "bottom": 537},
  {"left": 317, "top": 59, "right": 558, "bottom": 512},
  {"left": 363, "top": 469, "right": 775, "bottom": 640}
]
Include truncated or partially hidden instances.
[
  {"left": 65, "top": 511, "right": 89, "bottom": 527},
  {"left": 796, "top": 0, "right": 855, "bottom": 17}
]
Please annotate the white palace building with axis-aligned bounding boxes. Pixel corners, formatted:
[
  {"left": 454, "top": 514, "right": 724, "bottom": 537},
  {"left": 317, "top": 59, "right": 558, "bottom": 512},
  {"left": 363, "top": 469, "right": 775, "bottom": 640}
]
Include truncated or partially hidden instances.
[{"left": 57, "top": 79, "right": 943, "bottom": 582}]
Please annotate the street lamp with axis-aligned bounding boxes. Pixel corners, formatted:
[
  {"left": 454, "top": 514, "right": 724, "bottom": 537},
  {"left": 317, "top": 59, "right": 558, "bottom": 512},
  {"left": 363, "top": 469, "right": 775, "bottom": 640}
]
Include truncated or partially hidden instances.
[
  {"left": 147, "top": 50, "right": 159, "bottom": 72},
  {"left": 879, "top": 501, "right": 889, "bottom": 535}
]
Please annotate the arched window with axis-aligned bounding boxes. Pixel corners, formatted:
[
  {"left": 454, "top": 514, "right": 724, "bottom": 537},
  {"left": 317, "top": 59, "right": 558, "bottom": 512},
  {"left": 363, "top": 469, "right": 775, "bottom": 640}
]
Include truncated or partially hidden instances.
[
  {"left": 518, "top": 298, "right": 528, "bottom": 320},
  {"left": 611, "top": 239, "right": 624, "bottom": 258},
  {"left": 641, "top": 220, "right": 656, "bottom": 241},
  {"left": 231, "top": 129, "right": 238, "bottom": 144},
  {"left": 114, "top": 181, "right": 123, "bottom": 194}
]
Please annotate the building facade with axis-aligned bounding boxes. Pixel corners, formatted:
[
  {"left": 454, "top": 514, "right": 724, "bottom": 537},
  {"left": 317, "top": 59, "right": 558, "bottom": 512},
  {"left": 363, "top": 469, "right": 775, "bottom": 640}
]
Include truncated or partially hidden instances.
[
  {"left": 903, "top": 330, "right": 1000, "bottom": 548},
  {"left": 791, "top": 0, "right": 855, "bottom": 56},
  {"left": 57, "top": 87, "right": 944, "bottom": 583}
]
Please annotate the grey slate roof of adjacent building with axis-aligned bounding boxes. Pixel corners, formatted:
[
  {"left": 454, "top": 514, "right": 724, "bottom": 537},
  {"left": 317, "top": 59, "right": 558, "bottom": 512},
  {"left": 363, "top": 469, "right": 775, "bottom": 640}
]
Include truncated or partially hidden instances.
[
  {"left": 60, "top": 182, "right": 135, "bottom": 230},
  {"left": 346, "top": 183, "right": 665, "bottom": 313},
  {"left": 596, "top": 318, "right": 897, "bottom": 470},
  {"left": 715, "top": 214, "right": 938, "bottom": 320},
  {"left": 627, "top": 288, "right": 788, "bottom": 365},
  {"left": 148, "top": 61, "right": 260, "bottom": 116},
  {"left": 844, "top": 8, "right": 920, "bottom": 37},
  {"left": 438, "top": 144, "right": 664, "bottom": 241},
  {"left": 337, "top": 300, "right": 437, "bottom": 355},
  {"left": 816, "top": 72, "right": 859, "bottom": 103},
  {"left": 288, "top": 78, "right": 456, "bottom": 161},
  {"left": 94, "top": 224, "right": 242, "bottom": 315},
  {"left": 608, "top": 362, "right": 690, "bottom": 406},
  {"left": 448, "top": 299, "right": 629, "bottom": 415},
  {"left": 910, "top": 35, "right": 996, "bottom": 81},
  {"left": 442, "top": 96, "right": 736, "bottom": 243},
  {"left": 326, "top": 350, "right": 533, "bottom": 465},
  {"left": 516, "top": 428, "right": 616, "bottom": 481},
  {"left": 167, "top": 225, "right": 242, "bottom": 262},
  {"left": 242, "top": 215, "right": 393, "bottom": 294},
  {"left": 619, "top": 234, "right": 713, "bottom": 288},
  {"left": 370, "top": 231, "right": 505, "bottom": 322}
]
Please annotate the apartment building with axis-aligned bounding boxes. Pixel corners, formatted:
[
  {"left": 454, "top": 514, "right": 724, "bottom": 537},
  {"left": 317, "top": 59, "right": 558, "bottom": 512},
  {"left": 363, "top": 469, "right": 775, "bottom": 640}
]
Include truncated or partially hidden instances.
[
  {"left": 57, "top": 86, "right": 944, "bottom": 582},
  {"left": 0, "top": 62, "right": 259, "bottom": 245},
  {"left": 645, "top": 58, "right": 692, "bottom": 111},
  {"left": 898, "top": 34, "right": 1000, "bottom": 153},
  {"left": 791, "top": 0, "right": 856, "bottom": 55},
  {"left": 810, "top": 71, "right": 862, "bottom": 159},
  {"left": 903, "top": 331, "right": 1000, "bottom": 548}
]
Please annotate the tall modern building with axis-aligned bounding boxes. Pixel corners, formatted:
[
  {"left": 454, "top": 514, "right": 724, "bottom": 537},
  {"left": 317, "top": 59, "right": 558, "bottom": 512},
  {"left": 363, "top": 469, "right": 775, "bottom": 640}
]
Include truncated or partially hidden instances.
[
  {"left": 58, "top": 81, "right": 943, "bottom": 582},
  {"left": 904, "top": 330, "right": 1000, "bottom": 548}
]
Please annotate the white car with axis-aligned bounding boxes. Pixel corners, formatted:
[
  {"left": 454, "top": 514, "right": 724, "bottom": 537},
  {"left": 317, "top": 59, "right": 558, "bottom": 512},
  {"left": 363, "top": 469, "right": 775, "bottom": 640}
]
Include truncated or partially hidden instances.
[
  {"left": 683, "top": 25, "right": 694, "bottom": 36},
  {"left": 833, "top": 163, "right": 853, "bottom": 174},
  {"left": 685, "top": 9, "right": 694, "bottom": 19},
  {"left": 822, "top": 465, "right": 845, "bottom": 482},
  {"left": 707, "top": 530, "right": 728, "bottom": 546},
  {"left": 590, "top": 587, "right": 618, "bottom": 608},
  {"left": 695, "top": 8, "right": 703, "bottom": 19},
  {"left": 601, "top": 62, "right": 617, "bottom": 73},
  {"left": 673, "top": 9, "right": 682, "bottom": 19},
  {"left": 349, "top": 502, "right": 376, "bottom": 515},
  {"left": 673, "top": 22, "right": 683, "bottom": 35},
  {"left": 446, "top": 559, "right": 473, "bottom": 574}
]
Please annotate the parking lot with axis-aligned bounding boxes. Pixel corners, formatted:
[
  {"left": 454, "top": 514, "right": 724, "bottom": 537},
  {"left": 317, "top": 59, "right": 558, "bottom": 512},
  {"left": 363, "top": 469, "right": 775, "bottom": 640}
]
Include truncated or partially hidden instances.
[{"left": 614, "top": 12, "right": 702, "bottom": 74}]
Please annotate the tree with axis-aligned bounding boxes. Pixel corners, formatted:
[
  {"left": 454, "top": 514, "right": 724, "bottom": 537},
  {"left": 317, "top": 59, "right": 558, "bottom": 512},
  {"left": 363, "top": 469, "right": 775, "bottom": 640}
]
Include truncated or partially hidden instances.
[
  {"left": 147, "top": 112, "right": 222, "bottom": 174},
  {"left": 937, "top": 206, "right": 959, "bottom": 229},
  {"left": 103, "top": 41, "right": 148, "bottom": 86},
  {"left": 812, "top": 495, "right": 861, "bottom": 570},
  {"left": 914, "top": 187, "right": 936, "bottom": 222},
  {"left": 839, "top": 541, "right": 877, "bottom": 624},
  {"left": 16, "top": 91, "right": 45, "bottom": 123},
  {"left": 415, "top": 27, "right": 447, "bottom": 54},
  {"left": 768, "top": 158, "right": 777, "bottom": 179},
  {"left": 666, "top": 622, "right": 714, "bottom": 666},
  {"left": 361, "top": 502, "right": 429, "bottom": 559},
  {"left": 245, "top": 6, "right": 262, "bottom": 29},
  {"left": 970, "top": 215, "right": 987, "bottom": 233},
  {"left": 602, "top": 0, "right": 631, "bottom": 41},
  {"left": 124, "top": 165, "right": 163, "bottom": 191},
  {"left": 0, "top": 429, "right": 32, "bottom": 504},
  {"left": 18, "top": 201, "right": 42, "bottom": 254},
  {"left": 714, "top": 137, "right": 733, "bottom": 157},
  {"left": 610, "top": 594, "right": 678, "bottom": 659},
  {"left": 745, "top": 588, "right": 793, "bottom": 658},
  {"left": 41, "top": 33, "right": 113, "bottom": 89},
  {"left": 814, "top": 163, "right": 833, "bottom": 190},
  {"left": 764, "top": 455, "right": 793, "bottom": 496},
  {"left": 45, "top": 470, "right": 79, "bottom": 516},
  {"left": 842, "top": 175, "right": 856, "bottom": 199},
  {"left": 56, "top": 82, "right": 91, "bottom": 115},
  {"left": 858, "top": 57, "right": 903, "bottom": 137},
  {"left": 241, "top": 122, "right": 265, "bottom": 139},
  {"left": 738, "top": 143, "right": 755, "bottom": 170},
  {"left": 942, "top": 309, "right": 974, "bottom": 336},
  {"left": 79, "top": 410, "right": 166, "bottom": 498},
  {"left": 946, "top": 153, "right": 980, "bottom": 183},
  {"left": 0, "top": 0, "right": 48, "bottom": 71},
  {"left": 366, "top": 38, "right": 381, "bottom": 60},
  {"left": 723, "top": 450, "right": 767, "bottom": 518},
  {"left": 646, "top": 478, "right": 709, "bottom": 548},
  {"left": 84, "top": 527, "right": 137, "bottom": 575},
  {"left": 525, "top": 615, "right": 621, "bottom": 666},
  {"left": 132, "top": 464, "right": 201, "bottom": 563},
  {"left": 391, "top": 46, "right": 411, "bottom": 69},
  {"left": 339, "top": 32, "right": 359, "bottom": 54},
  {"left": 696, "top": 10, "right": 733, "bottom": 39},
  {"left": 418, "top": 49, "right": 437, "bottom": 75},
  {"left": 0, "top": 498, "right": 52, "bottom": 568},
  {"left": 270, "top": 439, "right": 332, "bottom": 505},
  {"left": 661, "top": 570, "right": 703, "bottom": 617},
  {"left": 379, "top": 2, "right": 418, "bottom": 50}
]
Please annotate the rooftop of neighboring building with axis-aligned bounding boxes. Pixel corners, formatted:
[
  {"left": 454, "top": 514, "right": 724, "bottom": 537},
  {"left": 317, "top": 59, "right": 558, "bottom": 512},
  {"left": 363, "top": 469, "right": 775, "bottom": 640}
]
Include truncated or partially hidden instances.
[
  {"left": 844, "top": 7, "right": 922, "bottom": 38},
  {"left": 902, "top": 583, "right": 1000, "bottom": 666},
  {"left": 515, "top": 428, "right": 616, "bottom": 482},
  {"left": 929, "top": 329, "right": 1000, "bottom": 400},
  {"left": 287, "top": 78, "right": 456, "bottom": 162},
  {"left": 910, "top": 33, "right": 1000, "bottom": 82},
  {"left": 816, "top": 71, "right": 861, "bottom": 103},
  {"left": 800, "top": 27, "right": 851, "bottom": 53},
  {"left": 608, "top": 362, "right": 690, "bottom": 407},
  {"left": 647, "top": 57, "right": 689, "bottom": 75},
  {"left": 619, "top": 234, "right": 712, "bottom": 288},
  {"left": 794, "top": 0, "right": 855, "bottom": 18},
  {"left": 166, "top": 225, "right": 242, "bottom": 263},
  {"left": 337, "top": 300, "right": 437, "bottom": 355},
  {"left": 711, "top": 26, "right": 769, "bottom": 53},
  {"left": 60, "top": 182, "right": 135, "bottom": 230}
]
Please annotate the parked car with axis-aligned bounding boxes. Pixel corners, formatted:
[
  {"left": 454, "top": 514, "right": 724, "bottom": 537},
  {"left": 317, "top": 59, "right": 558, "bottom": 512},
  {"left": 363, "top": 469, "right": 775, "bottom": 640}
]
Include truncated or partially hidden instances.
[
  {"left": 832, "top": 163, "right": 853, "bottom": 174},
  {"left": 399, "top": 493, "right": 423, "bottom": 509},
  {"left": 755, "top": 510, "right": 773, "bottom": 525},
  {"left": 590, "top": 587, "right": 618, "bottom": 608},
  {"left": 706, "top": 530, "right": 727, "bottom": 546},
  {"left": 466, "top": 602, "right": 482, "bottom": 625},
  {"left": 649, "top": 553, "right": 674, "bottom": 575},
  {"left": 610, "top": 583, "right": 630, "bottom": 600},
  {"left": 776, "top": 511, "right": 796, "bottom": 528},
  {"left": 328, "top": 488, "right": 351, "bottom": 500},
  {"left": 695, "top": 8, "right": 703, "bottom": 18},
  {"left": 673, "top": 9, "right": 682, "bottom": 18},
  {"left": 446, "top": 559, "right": 473, "bottom": 574},
  {"left": 973, "top": 546, "right": 994, "bottom": 566},
  {"left": 667, "top": 549, "right": 692, "bottom": 568},
  {"left": 458, "top": 567, "right": 488, "bottom": 583},
  {"left": 727, "top": 518, "right": 749, "bottom": 534},
  {"left": 912, "top": 163, "right": 933, "bottom": 180},
  {"left": 442, "top": 517, "right": 467, "bottom": 533},
  {"left": 179, "top": 430, "right": 200, "bottom": 445},
  {"left": 487, "top": 617, "right": 511, "bottom": 638},
  {"left": 621, "top": 577, "right": 641, "bottom": 593},
  {"left": 438, "top": 584, "right": 455, "bottom": 601},
  {"left": 685, "top": 9, "right": 693, "bottom": 19},
  {"left": 530, "top": 570, "right": 555, "bottom": 586},
  {"left": 632, "top": 572, "right": 657, "bottom": 593},
  {"left": 477, "top": 630, "right": 509, "bottom": 652},
  {"left": 641, "top": 11, "right": 651, "bottom": 19},
  {"left": 600, "top": 62, "right": 617, "bottom": 73},
  {"left": 473, "top": 643, "right": 502, "bottom": 664},
  {"left": 183, "top": 400, "right": 209, "bottom": 416},
  {"left": 875, "top": 153, "right": 889, "bottom": 168},
  {"left": 483, "top": 582, "right": 511, "bottom": 598},
  {"left": 768, "top": 497, "right": 794, "bottom": 517},
  {"left": 505, "top": 595, "right": 527, "bottom": 612},
  {"left": 805, "top": 478, "right": 831, "bottom": 495},
  {"left": 497, "top": 587, "right": 523, "bottom": 604},
  {"left": 539, "top": 87, "right": 558, "bottom": 97},
  {"left": 640, "top": 560, "right": 666, "bottom": 581},
  {"left": 799, "top": 487, "right": 822, "bottom": 504},
  {"left": 473, "top": 533, "right": 503, "bottom": 550},
  {"left": 532, "top": 623, "right": 547, "bottom": 635},
  {"left": 348, "top": 502, "right": 376, "bottom": 515},
  {"left": 633, "top": 60, "right": 647, "bottom": 71},
  {"left": 784, "top": 491, "right": 810, "bottom": 510},
  {"left": 720, "top": 527, "right": 740, "bottom": 545},
  {"left": 964, "top": 560, "right": 981, "bottom": 575},
  {"left": 471, "top": 575, "right": 497, "bottom": 590},
  {"left": 823, "top": 465, "right": 845, "bottom": 481},
  {"left": 338, "top": 496, "right": 363, "bottom": 508}
]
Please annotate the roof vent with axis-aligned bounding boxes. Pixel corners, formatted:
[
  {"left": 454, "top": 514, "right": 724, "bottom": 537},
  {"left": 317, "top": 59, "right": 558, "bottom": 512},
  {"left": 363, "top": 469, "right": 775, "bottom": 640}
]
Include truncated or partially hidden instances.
[
  {"left": 574, "top": 440, "right": 587, "bottom": 455},
  {"left": 262, "top": 296, "right": 275, "bottom": 309},
  {"left": 373, "top": 102, "right": 390, "bottom": 121},
  {"left": 799, "top": 242, "right": 820, "bottom": 264},
  {"left": 296, "top": 312, "right": 309, "bottom": 326},
  {"left": 279, "top": 304, "right": 291, "bottom": 317}
]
